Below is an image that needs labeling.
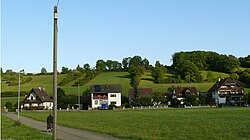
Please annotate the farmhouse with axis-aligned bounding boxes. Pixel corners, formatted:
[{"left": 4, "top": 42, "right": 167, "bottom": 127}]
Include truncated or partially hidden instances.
[
  {"left": 90, "top": 84, "right": 122, "bottom": 109},
  {"left": 23, "top": 88, "right": 53, "bottom": 110},
  {"left": 128, "top": 88, "right": 154, "bottom": 104},
  {"left": 170, "top": 86, "right": 198, "bottom": 105},
  {"left": 208, "top": 78, "right": 244, "bottom": 106}
]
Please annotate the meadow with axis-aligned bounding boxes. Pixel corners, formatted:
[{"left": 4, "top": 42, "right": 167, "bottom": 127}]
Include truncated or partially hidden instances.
[
  {"left": 1, "top": 115, "right": 51, "bottom": 140},
  {"left": 21, "top": 107, "right": 250, "bottom": 140}
]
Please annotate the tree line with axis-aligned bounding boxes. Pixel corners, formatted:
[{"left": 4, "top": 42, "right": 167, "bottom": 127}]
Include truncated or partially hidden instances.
[{"left": 1, "top": 51, "right": 250, "bottom": 87}]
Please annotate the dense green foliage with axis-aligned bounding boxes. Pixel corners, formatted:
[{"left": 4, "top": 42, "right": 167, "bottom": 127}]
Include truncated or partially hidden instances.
[
  {"left": 239, "top": 55, "right": 250, "bottom": 68},
  {"left": 1, "top": 115, "right": 51, "bottom": 140},
  {"left": 151, "top": 61, "right": 167, "bottom": 83},
  {"left": 21, "top": 108, "right": 250, "bottom": 140}
]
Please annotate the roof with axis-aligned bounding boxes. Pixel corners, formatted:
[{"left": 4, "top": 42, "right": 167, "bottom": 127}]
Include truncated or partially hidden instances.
[
  {"left": 129, "top": 88, "right": 154, "bottom": 98},
  {"left": 173, "top": 87, "right": 197, "bottom": 98},
  {"left": 24, "top": 88, "right": 53, "bottom": 103},
  {"left": 90, "top": 84, "right": 122, "bottom": 93},
  {"left": 208, "top": 78, "right": 244, "bottom": 92}
]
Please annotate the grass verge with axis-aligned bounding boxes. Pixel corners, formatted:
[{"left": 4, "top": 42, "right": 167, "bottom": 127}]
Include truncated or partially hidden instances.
[
  {"left": 1, "top": 115, "right": 51, "bottom": 140},
  {"left": 21, "top": 107, "right": 250, "bottom": 140}
]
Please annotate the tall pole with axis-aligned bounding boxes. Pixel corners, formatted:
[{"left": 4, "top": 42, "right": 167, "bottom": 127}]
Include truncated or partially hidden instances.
[
  {"left": 17, "top": 69, "right": 24, "bottom": 121},
  {"left": 17, "top": 71, "right": 21, "bottom": 121},
  {"left": 53, "top": 5, "right": 58, "bottom": 140},
  {"left": 78, "top": 84, "right": 80, "bottom": 110}
]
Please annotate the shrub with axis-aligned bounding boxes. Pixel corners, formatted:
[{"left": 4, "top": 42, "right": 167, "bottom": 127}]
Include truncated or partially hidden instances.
[
  {"left": 5, "top": 102, "right": 12, "bottom": 109},
  {"left": 109, "top": 104, "right": 117, "bottom": 110}
]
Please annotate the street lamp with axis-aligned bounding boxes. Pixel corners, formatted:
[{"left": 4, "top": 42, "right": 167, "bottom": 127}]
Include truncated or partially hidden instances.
[{"left": 18, "top": 69, "right": 24, "bottom": 121}]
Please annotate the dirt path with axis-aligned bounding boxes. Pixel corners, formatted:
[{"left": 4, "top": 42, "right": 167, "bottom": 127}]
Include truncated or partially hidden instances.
[{"left": 3, "top": 112, "right": 120, "bottom": 140}]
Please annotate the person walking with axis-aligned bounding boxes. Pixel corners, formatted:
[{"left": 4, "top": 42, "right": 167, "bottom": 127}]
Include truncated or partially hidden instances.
[{"left": 47, "top": 114, "right": 53, "bottom": 132}]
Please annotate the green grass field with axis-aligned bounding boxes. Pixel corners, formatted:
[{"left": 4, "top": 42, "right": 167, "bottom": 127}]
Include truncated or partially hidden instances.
[
  {"left": 21, "top": 108, "right": 250, "bottom": 140},
  {"left": 1, "top": 115, "right": 51, "bottom": 140}
]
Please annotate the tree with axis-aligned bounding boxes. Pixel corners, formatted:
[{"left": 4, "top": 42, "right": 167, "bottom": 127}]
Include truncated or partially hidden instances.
[
  {"left": 128, "top": 65, "right": 145, "bottom": 99},
  {"left": 153, "top": 92, "right": 165, "bottom": 105},
  {"left": 41, "top": 67, "right": 47, "bottom": 74},
  {"left": 96, "top": 59, "right": 106, "bottom": 72},
  {"left": 83, "top": 63, "right": 90, "bottom": 70},
  {"left": 230, "top": 73, "right": 239, "bottom": 80},
  {"left": 151, "top": 61, "right": 166, "bottom": 84},
  {"left": 61, "top": 66, "right": 70, "bottom": 74},
  {"left": 185, "top": 94, "right": 198, "bottom": 106},
  {"left": 239, "top": 55, "right": 250, "bottom": 68},
  {"left": 122, "top": 58, "right": 129, "bottom": 71},
  {"left": 106, "top": 60, "right": 113, "bottom": 71},
  {"left": 207, "top": 71, "right": 214, "bottom": 82},
  {"left": 129, "top": 56, "right": 142, "bottom": 67},
  {"left": 142, "top": 58, "right": 150, "bottom": 70}
]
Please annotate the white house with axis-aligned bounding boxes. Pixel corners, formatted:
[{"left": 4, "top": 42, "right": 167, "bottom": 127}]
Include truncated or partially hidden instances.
[
  {"left": 208, "top": 78, "right": 244, "bottom": 106},
  {"left": 23, "top": 88, "right": 53, "bottom": 110},
  {"left": 90, "top": 84, "right": 122, "bottom": 109}
]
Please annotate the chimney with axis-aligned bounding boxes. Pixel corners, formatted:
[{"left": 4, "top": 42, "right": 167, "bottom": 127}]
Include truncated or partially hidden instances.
[{"left": 218, "top": 78, "right": 221, "bottom": 82}]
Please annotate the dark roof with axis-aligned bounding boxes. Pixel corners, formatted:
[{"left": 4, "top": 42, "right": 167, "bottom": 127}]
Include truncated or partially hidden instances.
[
  {"left": 129, "top": 88, "right": 154, "bottom": 98},
  {"left": 90, "top": 84, "right": 122, "bottom": 93},
  {"left": 173, "top": 87, "right": 197, "bottom": 98},
  {"left": 208, "top": 78, "right": 244, "bottom": 92},
  {"left": 24, "top": 88, "right": 53, "bottom": 103}
]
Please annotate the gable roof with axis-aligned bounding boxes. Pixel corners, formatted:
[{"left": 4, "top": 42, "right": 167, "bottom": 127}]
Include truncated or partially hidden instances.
[
  {"left": 208, "top": 78, "right": 244, "bottom": 92},
  {"left": 90, "top": 84, "right": 122, "bottom": 93},
  {"left": 173, "top": 86, "right": 197, "bottom": 98},
  {"left": 24, "top": 88, "right": 53, "bottom": 103},
  {"left": 129, "top": 88, "right": 154, "bottom": 98}
]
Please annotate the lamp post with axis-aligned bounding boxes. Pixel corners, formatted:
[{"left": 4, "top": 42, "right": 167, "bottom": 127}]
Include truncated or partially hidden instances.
[{"left": 18, "top": 69, "right": 24, "bottom": 121}]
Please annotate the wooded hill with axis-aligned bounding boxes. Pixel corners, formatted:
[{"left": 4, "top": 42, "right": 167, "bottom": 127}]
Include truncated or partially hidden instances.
[{"left": 1, "top": 51, "right": 250, "bottom": 96}]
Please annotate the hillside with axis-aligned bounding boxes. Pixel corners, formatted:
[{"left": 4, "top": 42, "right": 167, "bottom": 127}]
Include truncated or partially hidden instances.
[{"left": 1, "top": 71, "right": 233, "bottom": 96}]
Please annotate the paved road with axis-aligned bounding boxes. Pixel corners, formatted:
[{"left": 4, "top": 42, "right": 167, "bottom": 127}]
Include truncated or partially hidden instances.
[{"left": 3, "top": 112, "right": 120, "bottom": 140}]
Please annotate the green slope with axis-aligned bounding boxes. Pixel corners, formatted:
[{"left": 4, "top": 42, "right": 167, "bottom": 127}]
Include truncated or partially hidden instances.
[{"left": 2, "top": 71, "right": 248, "bottom": 97}]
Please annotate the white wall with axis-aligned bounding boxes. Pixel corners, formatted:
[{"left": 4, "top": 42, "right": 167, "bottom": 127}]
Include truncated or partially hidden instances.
[
  {"left": 108, "top": 93, "right": 121, "bottom": 106},
  {"left": 91, "top": 92, "right": 122, "bottom": 109}
]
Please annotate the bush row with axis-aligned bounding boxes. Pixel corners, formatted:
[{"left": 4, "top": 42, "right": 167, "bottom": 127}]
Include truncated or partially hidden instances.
[{"left": 1, "top": 91, "right": 28, "bottom": 97}]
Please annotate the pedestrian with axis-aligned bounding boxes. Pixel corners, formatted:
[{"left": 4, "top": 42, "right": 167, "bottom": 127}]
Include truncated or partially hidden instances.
[{"left": 47, "top": 114, "right": 53, "bottom": 132}]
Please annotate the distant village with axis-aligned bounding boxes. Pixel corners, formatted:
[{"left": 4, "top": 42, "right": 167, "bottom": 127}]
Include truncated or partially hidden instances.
[{"left": 22, "top": 77, "right": 248, "bottom": 111}]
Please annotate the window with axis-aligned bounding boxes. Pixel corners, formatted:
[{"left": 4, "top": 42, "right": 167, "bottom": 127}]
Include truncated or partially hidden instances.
[
  {"left": 111, "top": 101, "right": 116, "bottom": 105},
  {"left": 95, "top": 100, "right": 98, "bottom": 105},
  {"left": 110, "top": 94, "right": 116, "bottom": 97}
]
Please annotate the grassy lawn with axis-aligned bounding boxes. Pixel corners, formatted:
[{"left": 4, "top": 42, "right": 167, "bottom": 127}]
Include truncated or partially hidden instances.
[
  {"left": 1, "top": 115, "right": 51, "bottom": 140},
  {"left": 1, "top": 74, "right": 67, "bottom": 95},
  {"left": 21, "top": 108, "right": 250, "bottom": 140}
]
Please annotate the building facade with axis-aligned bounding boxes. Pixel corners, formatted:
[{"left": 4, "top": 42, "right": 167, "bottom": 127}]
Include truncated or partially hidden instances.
[
  {"left": 90, "top": 84, "right": 122, "bottom": 109},
  {"left": 208, "top": 78, "right": 244, "bottom": 106},
  {"left": 23, "top": 88, "right": 53, "bottom": 110}
]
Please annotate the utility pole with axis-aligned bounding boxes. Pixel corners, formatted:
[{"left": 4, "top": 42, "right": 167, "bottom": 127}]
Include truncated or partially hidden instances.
[
  {"left": 78, "top": 84, "right": 80, "bottom": 110},
  {"left": 53, "top": 5, "right": 58, "bottom": 140},
  {"left": 17, "top": 69, "right": 24, "bottom": 121}
]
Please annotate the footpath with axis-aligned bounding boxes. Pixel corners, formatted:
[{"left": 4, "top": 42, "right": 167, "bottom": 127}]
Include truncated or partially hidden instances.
[{"left": 3, "top": 112, "right": 120, "bottom": 140}]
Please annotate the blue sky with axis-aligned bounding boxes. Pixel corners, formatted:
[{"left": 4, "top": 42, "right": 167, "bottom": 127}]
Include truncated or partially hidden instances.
[{"left": 1, "top": 0, "right": 250, "bottom": 73}]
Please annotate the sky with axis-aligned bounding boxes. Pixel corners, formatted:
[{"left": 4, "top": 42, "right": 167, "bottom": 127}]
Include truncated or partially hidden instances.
[{"left": 1, "top": 0, "right": 250, "bottom": 73}]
